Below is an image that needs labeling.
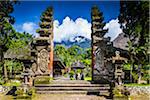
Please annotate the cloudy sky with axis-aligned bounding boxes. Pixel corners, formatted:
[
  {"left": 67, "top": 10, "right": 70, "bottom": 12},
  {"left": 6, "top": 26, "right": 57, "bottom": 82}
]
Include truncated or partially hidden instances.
[{"left": 12, "top": 1, "right": 122, "bottom": 42}]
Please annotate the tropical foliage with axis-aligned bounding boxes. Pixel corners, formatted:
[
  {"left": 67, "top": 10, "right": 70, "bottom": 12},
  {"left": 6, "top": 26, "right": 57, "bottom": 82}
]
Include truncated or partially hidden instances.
[
  {"left": 54, "top": 45, "right": 92, "bottom": 77},
  {"left": 0, "top": 1, "right": 33, "bottom": 82},
  {"left": 119, "top": 1, "right": 149, "bottom": 83}
]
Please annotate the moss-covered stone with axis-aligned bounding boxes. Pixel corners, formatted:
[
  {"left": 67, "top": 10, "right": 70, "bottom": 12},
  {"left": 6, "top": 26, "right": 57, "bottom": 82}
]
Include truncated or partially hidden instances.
[{"left": 34, "top": 76, "right": 53, "bottom": 84}]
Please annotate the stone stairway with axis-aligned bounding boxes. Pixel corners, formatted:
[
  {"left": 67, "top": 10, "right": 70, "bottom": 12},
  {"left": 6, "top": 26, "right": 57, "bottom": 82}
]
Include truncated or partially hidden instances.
[{"left": 34, "top": 80, "right": 112, "bottom": 96}]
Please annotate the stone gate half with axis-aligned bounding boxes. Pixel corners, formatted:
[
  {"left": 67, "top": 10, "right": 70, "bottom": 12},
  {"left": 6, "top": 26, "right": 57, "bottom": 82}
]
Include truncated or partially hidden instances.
[{"left": 31, "top": 7, "right": 54, "bottom": 77}]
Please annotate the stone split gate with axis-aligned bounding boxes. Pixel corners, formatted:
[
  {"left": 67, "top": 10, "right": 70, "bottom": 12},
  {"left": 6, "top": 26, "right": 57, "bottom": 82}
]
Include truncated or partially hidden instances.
[{"left": 30, "top": 6, "right": 127, "bottom": 85}]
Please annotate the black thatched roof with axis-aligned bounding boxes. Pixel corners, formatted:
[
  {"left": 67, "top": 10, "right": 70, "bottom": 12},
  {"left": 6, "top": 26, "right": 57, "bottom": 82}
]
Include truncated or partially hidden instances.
[
  {"left": 54, "top": 53, "right": 61, "bottom": 61},
  {"left": 113, "top": 33, "right": 129, "bottom": 50},
  {"left": 71, "top": 60, "right": 85, "bottom": 69},
  {"left": 105, "top": 44, "right": 129, "bottom": 59},
  {"left": 113, "top": 47, "right": 129, "bottom": 58},
  {"left": 53, "top": 54, "right": 65, "bottom": 69},
  {"left": 4, "top": 48, "right": 65, "bottom": 68},
  {"left": 4, "top": 47, "right": 33, "bottom": 60}
]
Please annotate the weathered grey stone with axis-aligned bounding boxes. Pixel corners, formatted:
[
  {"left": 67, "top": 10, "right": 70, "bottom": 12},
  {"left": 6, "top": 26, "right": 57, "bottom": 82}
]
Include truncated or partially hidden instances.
[{"left": 126, "top": 86, "right": 150, "bottom": 95}]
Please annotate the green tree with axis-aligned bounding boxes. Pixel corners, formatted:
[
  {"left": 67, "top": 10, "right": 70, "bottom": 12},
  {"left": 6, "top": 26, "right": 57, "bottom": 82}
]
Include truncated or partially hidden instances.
[
  {"left": 68, "top": 45, "right": 83, "bottom": 60},
  {"left": 118, "top": 1, "right": 149, "bottom": 83},
  {"left": 2, "top": 31, "right": 32, "bottom": 80},
  {"left": 84, "top": 48, "right": 91, "bottom": 59},
  {"left": 54, "top": 45, "right": 92, "bottom": 77},
  {"left": 0, "top": 1, "right": 18, "bottom": 82},
  {"left": 4, "top": 60, "right": 23, "bottom": 79},
  {"left": 8, "top": 32, "right": 32, "bottom": 55},
  {"left": 7, "top": 31, "right": 32, "bottom": 76},
  {"left": 54, "top": 45, "right": 70, "bottom": 67},
  {"left": 54, "top": 45, "right": 67, "bottom": 56}
]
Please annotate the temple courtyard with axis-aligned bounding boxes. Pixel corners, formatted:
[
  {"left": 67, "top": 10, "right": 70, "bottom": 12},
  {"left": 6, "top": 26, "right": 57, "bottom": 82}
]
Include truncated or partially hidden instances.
[{"left": 0, "top": 1, "right": 149, "bottom": 100}]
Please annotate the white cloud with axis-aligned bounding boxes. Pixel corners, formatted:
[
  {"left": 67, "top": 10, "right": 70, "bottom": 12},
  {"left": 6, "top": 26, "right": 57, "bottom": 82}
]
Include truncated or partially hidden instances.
[
  {"left": 14, "top": 18, "right": 121, "bottom": 42},
  {"left": 54, "top": 17, "right": 122, "bottom": 42},
  {"left": 22, "top": 22, "right": 38, "bottom": 36},
  {"left": 14, "top": 22, "right": 38, "bottom": 37},
  {"left": 22, "top": 22, "right": 35, "bottom": 32},
  {"left": 104, "top": 19, "right": 122, "bottom": 41},
  {"left": 53, "top": 16, "right": 91, "bottom": 42}
]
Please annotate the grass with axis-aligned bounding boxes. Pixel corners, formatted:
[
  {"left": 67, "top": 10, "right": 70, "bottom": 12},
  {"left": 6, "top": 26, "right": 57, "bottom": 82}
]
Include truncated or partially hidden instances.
[
  {"left": 3, "top": 81, "right": 21, "bottom": 87},
  {"left": 84, "top": 77, "right": 92, "bottom": 81},
  {"left": 124, "top": 83, "right": 150, "bottom": 87}
]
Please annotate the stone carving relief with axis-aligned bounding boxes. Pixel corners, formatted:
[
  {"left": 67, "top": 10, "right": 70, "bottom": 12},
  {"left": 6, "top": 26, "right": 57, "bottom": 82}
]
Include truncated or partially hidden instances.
[
  {"left": 93, "top": 45, "right": 114, "bottom": 82},
  {"left": 31, "top": 63, "right": 37, "bottom": 73},
  {"left": 93, "top": 47, "right": 106, "bottom": 75},
  {"left": 37, "top": 49, "right": 49, "bottom": 74}
]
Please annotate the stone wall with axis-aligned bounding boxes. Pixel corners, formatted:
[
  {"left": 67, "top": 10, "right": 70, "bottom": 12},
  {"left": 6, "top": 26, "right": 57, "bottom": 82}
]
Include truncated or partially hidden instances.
[
  {"left": 126, "top": 86, "right": 150, "bottom": 96},
  {"left": 0, "top": 85, "right": 10, "bottom": 93}
]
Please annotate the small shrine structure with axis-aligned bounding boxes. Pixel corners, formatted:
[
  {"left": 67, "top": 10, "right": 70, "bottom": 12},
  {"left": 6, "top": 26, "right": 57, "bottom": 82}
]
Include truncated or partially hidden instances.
[
  {"left": 112, "top": 51, "right": 127, "bottom": 85},
  {"left": 53, "top": 54, "right": 65, "bottom": 77},
  {"left": 71, "top": 60, "right": 85, "bottom": 80}
]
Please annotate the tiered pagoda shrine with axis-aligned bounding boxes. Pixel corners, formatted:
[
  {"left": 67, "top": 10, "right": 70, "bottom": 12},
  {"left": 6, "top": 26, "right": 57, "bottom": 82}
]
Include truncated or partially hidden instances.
[{"left": 31, "top": 7, "right": 54, "bottom": 77}]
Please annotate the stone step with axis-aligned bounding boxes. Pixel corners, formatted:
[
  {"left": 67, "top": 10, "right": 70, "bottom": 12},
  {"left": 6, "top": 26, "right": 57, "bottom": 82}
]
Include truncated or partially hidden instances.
[
  {"left": 35, "top": 84, "right": 110, "bottom": 87},
  {"left": 51, "top": 80, "right": 91, "bottom": 84},
  {"left": 35, "top": 80, "right": 112, "bottom": 95},
  {"left": 36, "top": 90, "right": 110, "bottom": 94},
  {"left": 36, "top": 86, "right": 110, "bottom": 90}
]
